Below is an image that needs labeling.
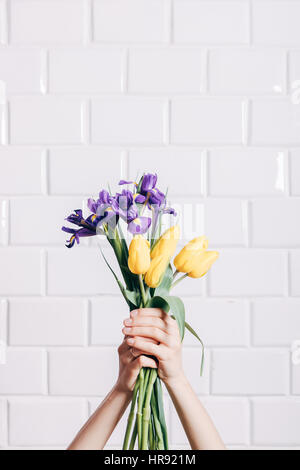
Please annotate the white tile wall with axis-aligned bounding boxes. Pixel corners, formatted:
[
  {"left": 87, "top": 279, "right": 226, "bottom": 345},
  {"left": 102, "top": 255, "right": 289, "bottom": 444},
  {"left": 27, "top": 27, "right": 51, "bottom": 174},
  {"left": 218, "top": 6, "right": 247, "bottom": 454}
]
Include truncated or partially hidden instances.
[{"left": 0, "top": 0, "right": 299, "bottom": 450}]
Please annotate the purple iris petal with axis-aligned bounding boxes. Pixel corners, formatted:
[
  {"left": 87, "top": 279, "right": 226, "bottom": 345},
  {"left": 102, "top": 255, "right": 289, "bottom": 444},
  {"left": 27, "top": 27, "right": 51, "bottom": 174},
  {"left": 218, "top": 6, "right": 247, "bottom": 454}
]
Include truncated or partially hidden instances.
[
  {"left": 119, "top": 180, "right": 134, "bottom": 185},
  {"left": 98, "top": 189, "right": 112, "bottom": 205},
  {"left": 87, "top": 198, "right": 99, "bottom": 214},
  {"left": 128, "top": 216, "right": 151, "bottom": 235},
  {"left": 148, "top": 187, "right": 165, "bottom": 206},
  {"left": 141, "top": 173, "right": 157, "bottom": 193},
  {"left": 134, "top": 194, "right": 146, "bottom": 204},
  {"left": 163, "top": 207, "right": 177, "bottom": 216}
]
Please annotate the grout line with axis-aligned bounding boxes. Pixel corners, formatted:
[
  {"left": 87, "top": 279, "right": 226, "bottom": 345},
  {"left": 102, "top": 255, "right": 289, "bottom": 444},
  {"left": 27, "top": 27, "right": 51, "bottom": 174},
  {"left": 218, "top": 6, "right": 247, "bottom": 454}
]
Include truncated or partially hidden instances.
[
  {"left": 1, "top": 199, "right": 9, "bottom": 246},
  {"left": 84, "top": 0, "right": 93, "bottom": 45},
  {"left": 0, "top": 80, "right": 8, "bottom": 145},
  {"left": 164, "top": 0, "right": 173, "bottom": 44},
  {"left": 286, "top": 149, "right": 292, "bottom": 196},
  {"left": 248, "top": 0, "right": 253, "bottom": 46},
  {"left": 0, "top": 0, "right": 8, "bottom": 45}
]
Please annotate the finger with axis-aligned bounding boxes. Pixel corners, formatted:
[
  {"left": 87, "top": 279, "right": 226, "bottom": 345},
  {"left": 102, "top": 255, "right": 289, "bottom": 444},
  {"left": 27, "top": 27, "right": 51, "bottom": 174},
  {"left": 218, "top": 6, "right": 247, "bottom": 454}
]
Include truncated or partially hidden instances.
[
  {"left": 124, "top": 315, "right": 169, "bottom": 334},
  {"left": 130, "top": 308, "right": 166, "bottom": 319},
  {"left": 126, "top": 336, "right": 167, "bottom": 361},
  {"left": 123, "top": 326, "right": 170, "bottom": 346},
  {"left": 117, "top": 340, "right": 130, "bottom": 356},
  {"left": 129, "top": 355, "right": 158, "bottom": 380}
]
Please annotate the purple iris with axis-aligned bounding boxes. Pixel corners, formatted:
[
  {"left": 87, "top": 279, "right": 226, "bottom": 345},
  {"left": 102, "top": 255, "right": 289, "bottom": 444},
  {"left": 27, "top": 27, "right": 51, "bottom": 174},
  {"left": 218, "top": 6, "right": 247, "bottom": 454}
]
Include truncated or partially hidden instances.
[
  {"left": 87, "top": 189, "right": 113, "bottom": 214},
  {"left": 113, "top": 190, "right": 151, "bottom": 235},
  {"left": 62, "top": 211, "right": 103, "bottom": 248}
]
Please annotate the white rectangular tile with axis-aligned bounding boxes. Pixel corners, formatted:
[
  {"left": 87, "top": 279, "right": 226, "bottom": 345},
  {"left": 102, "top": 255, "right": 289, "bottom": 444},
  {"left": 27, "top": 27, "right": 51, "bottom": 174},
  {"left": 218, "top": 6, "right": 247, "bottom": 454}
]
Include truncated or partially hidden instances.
[
  {"left": 251, "top": 100, "right": 300, "bottom": 145},
  {"left": 10, "top": 97, "right": 84, "bottom": 144},
  {"left": 209, "top": 250, "right": 286, "bottom": 297},
  {"left": 204, "top": 198, "right": 245, "bottom": 246},
  {"left": 174, "top": 0, "right": 249, "bottom": 44},
  {"left": 208, "top": 149, "right": 286, "bottom": 197},
  {"left": 252, "top": 299, "right": 300, "bottom": 346},
  {"left": 251, "top": 199, "right": 300, "bottom": 247},
  {"left": 0, "top": 348, "right": 45, "bottom": 394},
  {"left": 212, "top": 350, "right": 289, "bottom": 395},
  {"left": 91, "top": 297, "right": 127, "bottom": 346},
  {"left": 47, "top": 248, "right": 119, "bottom": 296},
  {"left": 128, "top": 148, "right": 204, "bottom": 197},
  {"left": 290, "top": 251, "right": 300, "bottom": 296},
  {"left": 0, "top": 148, "right": 43, "bottom": 194},
  {"left": 252, "top": 399, "right": 300, "bottom": 445},
  {"left": 209, "top": 49, "right": 285, "bottom": 94},
  {"left": 10, "top": 0, "right": 85, "bottom": 44},
  {"left": 9, "top": 398, "right": 87, "bottom": 446},
  {"left": 253, "top": 1, "right": 300, "bottom": 45},
  {"left": 91, "top": 98, "right": 165, "bottom": 144},
  {"left": 49, "top": 148, "right": 122, "bottom": 195},
  {"left": 290, "top": 150, "right": 300, "bottom": 196},
  {"left": 49, "top": 348, "right": 118, "bottom": 396},
  {"left": 93, "top": 0, "right": 165, "bottom": 43},
  {"left": 128, "top": 48, "right": 205, "bottom": 93},
  {"left": 183, "top": 299, "right": 248, "bottom": 347},
  {"left": 0, "top": 249, "right": 41, "bottom": 295},
  {"left": 49, "top": 48, "right": 123, "bottom": 93},
  {"left": 171, "top": 99, "right": 243, "bottom": 144},
  {"left": 0, "top": 49, "right": 41, "bottom": 93},
  {"left": 9, "top": 299, "right": 86, "bottom": 346}
]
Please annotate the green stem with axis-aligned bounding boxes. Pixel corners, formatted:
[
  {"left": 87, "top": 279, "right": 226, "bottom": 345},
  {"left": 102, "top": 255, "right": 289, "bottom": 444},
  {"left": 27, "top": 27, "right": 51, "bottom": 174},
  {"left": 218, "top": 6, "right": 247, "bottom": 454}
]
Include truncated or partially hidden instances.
[
  {"left": 151, "top": 393, "right": 165, "bottom": 450},
  {"left": 122, "top": 379, "right": 139, "bottom": 450},
  {"left": 149, "top": 415, "right": 154, "bottom": 449},
  {"left": 137, "top": 368, "right": 145, "bottom": 449},
  {"left": 141, "top": 369, "right": 157, "bottom": 449},
  {"left": 138, "top": 275, "right": 147, "bottom": 306},
  {"left": 129, "top": 418, "right": 138, "bottom": 450},
  {"left": 170, "top": 273, "right": 189, "bottom": 290}
]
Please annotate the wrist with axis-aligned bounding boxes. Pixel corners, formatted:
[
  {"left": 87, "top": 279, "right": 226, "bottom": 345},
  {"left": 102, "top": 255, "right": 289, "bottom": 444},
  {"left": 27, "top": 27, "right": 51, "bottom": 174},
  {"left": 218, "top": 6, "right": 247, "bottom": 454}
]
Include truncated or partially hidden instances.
[
  {"left": 163, "top": 372, "right": 188, "bottom": 391},
  {"left": 114, "top": 381, "right": 134, "bottom": 400}
]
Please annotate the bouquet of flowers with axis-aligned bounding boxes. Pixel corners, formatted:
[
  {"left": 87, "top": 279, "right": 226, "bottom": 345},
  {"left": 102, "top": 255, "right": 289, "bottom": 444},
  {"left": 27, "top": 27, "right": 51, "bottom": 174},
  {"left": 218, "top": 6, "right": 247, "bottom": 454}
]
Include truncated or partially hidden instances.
[{"left": 62, "top": 173, "right": 218, "bottom": 450}]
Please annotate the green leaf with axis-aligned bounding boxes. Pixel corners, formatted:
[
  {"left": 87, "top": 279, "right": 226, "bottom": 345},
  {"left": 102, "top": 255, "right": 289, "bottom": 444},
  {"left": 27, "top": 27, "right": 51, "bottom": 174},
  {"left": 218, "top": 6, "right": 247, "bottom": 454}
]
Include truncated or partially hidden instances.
[
  {"left": 154, "top": 377, "right": 169, "bottom": 450},
  {"left": 154, "top": 264, "right": 173, "bottom": 296},
  {"left": 185, "top": 321, "right": 205, "bottom": 376},
  {"left": 147, "top": 294, "right": 185, "bottom": 340},
  {"left": 124, "top": 290, "right": 141, "bottom": 307},
  {"left": 99, "top": 246, "right": 134, "bottom": 309}
]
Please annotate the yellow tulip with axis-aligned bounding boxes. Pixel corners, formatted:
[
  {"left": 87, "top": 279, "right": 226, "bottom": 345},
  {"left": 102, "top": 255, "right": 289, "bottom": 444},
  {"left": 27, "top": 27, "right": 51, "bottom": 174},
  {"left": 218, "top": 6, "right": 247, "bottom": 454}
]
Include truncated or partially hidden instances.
[
  {"left": 151, "top": 225, "right": 180, "bottom": 259},
  {"left": 188, "top": 251, "right": 219, "bottom": 278},
  {"left": 174, "top": 236, "right": 208, "bottom": 273},
  {"left": 128, "top": 235, "right": 151, "bottom": 275},
  {"left": 144, "top": 255, "right": 169, "bottom": 288}
]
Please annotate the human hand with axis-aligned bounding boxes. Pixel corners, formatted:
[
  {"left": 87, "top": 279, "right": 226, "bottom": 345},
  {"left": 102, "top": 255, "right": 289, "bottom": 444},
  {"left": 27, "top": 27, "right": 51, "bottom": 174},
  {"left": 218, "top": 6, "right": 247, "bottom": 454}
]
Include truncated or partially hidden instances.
[
  {"left": 115, "top": 336, "right": 157, "bottom": 394},
  {"left": 122, "top": 308, "right": 185, "bottom": 386}
]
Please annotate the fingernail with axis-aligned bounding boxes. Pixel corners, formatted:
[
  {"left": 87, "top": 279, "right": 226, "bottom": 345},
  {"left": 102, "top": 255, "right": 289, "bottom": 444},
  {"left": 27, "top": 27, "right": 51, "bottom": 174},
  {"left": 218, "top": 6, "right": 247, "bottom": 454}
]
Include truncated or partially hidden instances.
[
  {"left": 131, "top": 310, "right": 138, "bottom": 317},
  {"left": 124, "top": 318, "right": 132, "bottom": 325},
  {"left": 123, "top": 327, "right": 131, "bottom": 334},
  {"left": 127, "top": 338, "right": 134, "bottom": 345}
]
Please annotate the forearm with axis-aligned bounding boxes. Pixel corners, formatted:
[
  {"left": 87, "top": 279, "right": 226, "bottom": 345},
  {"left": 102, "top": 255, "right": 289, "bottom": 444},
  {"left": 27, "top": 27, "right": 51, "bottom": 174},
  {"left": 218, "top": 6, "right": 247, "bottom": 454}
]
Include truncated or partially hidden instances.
[
  {"left": 68, "top": 384, "right": 132, "bottom": 450},
  {"left": 165, "top": 375, "right": 225, "bottom": 450}
]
